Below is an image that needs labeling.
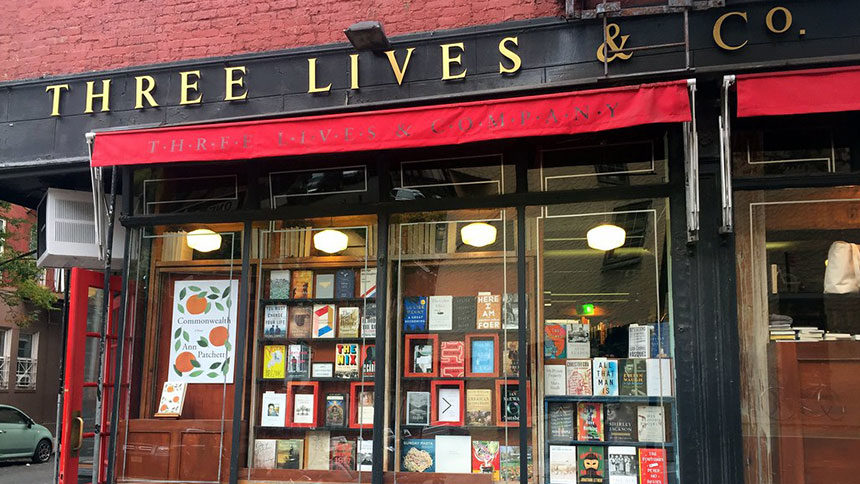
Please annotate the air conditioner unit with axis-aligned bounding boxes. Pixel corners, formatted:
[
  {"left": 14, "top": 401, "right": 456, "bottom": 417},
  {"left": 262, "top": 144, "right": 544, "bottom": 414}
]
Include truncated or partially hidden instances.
[{"left": 36, "top": 188, "right": 125, "bottom": 269}]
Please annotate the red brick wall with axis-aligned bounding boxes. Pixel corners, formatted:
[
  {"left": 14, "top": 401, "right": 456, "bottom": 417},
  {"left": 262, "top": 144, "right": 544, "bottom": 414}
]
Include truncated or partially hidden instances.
[
  {"left": 0, "top": 0, "right": 561, "bottom": 82},
  {"left": 1, "top": 204, "right": 35, "bottom": 254}
]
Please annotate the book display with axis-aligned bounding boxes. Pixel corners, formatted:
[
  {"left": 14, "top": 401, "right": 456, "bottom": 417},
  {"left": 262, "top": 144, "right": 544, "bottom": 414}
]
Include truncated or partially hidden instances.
[
  {"left": 248, "top": 224, "right": 377, "bottom": 480},
  {"left": 392, "top": 215, "right": 533, "bottom": 483}
]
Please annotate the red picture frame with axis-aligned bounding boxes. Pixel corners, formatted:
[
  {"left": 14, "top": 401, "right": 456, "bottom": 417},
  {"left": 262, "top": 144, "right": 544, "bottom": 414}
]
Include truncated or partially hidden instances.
[
  {"left": 348, "top": 381, "right": 375, "bottom": 429},
  {"left": 404, "top": 333, "right": 439, "bottom": 378},
  {"left": 464, "top": 333, "right": 499, "bottom": 378},
  {"left": 285, "top": 381, "right": 319, "bottom": 428},
  {"left": 494, "top": 379, "right": 532, "bottom": 427},
  {"left": 430, "top": 379, "right": 465, "bottom": 426}
]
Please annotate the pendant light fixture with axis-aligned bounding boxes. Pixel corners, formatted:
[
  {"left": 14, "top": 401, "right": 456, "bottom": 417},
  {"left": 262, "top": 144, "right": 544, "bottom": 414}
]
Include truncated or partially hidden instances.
[
  {"left": 586, "top": 224, "right": 626, "bottom": 251},
  {"left": 186, "top": 229, "right": 222, "bottom": 253},
  {"left": 460, "top": 222, "right": 497, "bottom": 248},
  {"left": 313, "top": 228, "right": 349, "bottom": 254}
]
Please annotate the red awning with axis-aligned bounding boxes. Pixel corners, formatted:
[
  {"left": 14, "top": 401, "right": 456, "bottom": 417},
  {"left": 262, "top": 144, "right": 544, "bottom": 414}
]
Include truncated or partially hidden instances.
[
  {"left": 736, "top": 66, "right": 860, "bottom": 118},
  {"left": 91, "top": 80, "right": 691, "bottom": 167}
]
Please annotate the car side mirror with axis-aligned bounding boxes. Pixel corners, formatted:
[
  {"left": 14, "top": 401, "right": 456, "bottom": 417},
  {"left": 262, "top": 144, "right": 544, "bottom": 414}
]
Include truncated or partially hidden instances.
[{"left": 26, "top": 420, "right": 33, "bottom": 428}]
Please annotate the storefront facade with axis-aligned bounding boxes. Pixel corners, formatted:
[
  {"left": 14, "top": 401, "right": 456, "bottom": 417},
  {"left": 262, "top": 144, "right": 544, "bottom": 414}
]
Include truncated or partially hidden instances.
[{"left": 1, "top": 1, "right": 860, "bottom": 484}]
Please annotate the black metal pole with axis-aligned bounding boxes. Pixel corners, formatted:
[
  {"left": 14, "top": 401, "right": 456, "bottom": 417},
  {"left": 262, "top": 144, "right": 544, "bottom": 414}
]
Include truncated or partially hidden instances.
[
  {"left": 371, "top": 213, "right": 389, "bottom": 484},
  {"left": 515, "top": 207, "right": 529, "bottom": 484},
  {"left": 52, "top": 268, "right": 71, "bottom": 484},
  {"left": 228, "top": 222, "right": 253, "bottom": 483}
]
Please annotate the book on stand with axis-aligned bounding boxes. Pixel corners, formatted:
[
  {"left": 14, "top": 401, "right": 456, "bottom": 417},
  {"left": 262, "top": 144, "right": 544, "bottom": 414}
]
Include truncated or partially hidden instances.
[
  {"left": 335, "top": 343, "right": 360, "bottom": 379},
  {"left": 628, "top": 324, "right": 652, "bottom": 358},
  {"left": 361, "top": 302, "right": 377, "bottom": 337},
  {"left": 465, "top": 388, "right": 493, "bottom": 426},
  {"left": 359, "top": 268, "right": 377, "bottom": 298},
  {"left": 286, "top": 343, "right": 311, "bottom": 378},
  {"left": 253, "top": 439, "right": 277, "bottom": 469},
  {"left": 263, "top": 345, "right": 286, "bottom": 379},
  {"left": 607, "top": 446, "right": 638, "bottom": 484},
  {"left": 544, "top": 323, "right": 567, "bottom": 359},
  {"left": 260, "top": 392, "right": 286, "bottom": 427},
  {"left": 471, "top": 440, "right": 501, "bottom": 480},
  {"left": 263, "top": 305, "right": 288, "bottom": 338},
  {"left": 269, "top": 270, "right": 291, "bottom": 299},
  {"left": 593, "top": 358, "right": 619, "bottom": 396},
  {"left": 547, "top": 401, "right": 575, "bottom": 441},
  {"left": 305, "top": 430, "right": 330, "bottom": 470},
  {"left": 577, "top": 401, "right": 604, "bottom": 441},
  {"left": 476, "top": 292, "right": 502, "bottom": 329},
  {"left": 330, "top": 439, "right": 356, "bottom": 471},
  {"left": 357, "top": 439, "right": 373, "bottom": 471},
  {"left": 619, "top": 359, "right": 647, "bottom": 396},
  {"left": 605, "top": 403, "right": 637, "bottom": 442},
  {"left": 315, "top": 273, "right": 335, "bottom": 299},
  {"left": 565, "top": 320, "right": 591, "bottom": 359},
  {"left": 335, "top": 269, "right": 355, "bottom": 299},
  {"left": 289, "top": 306, "right": 313, "bottom": 339},
  {"left": 545, "top": 364, "right": 567, "bottom": 396},
  {"left": 452, "top": 296, "right": 477, "bottom": 332},
  {"left": 577, "top": 445, "right": 605, "bottom": 484},
  {"left": 276, "top": 439, "right": 304, "bottom": 469},
  {"left": 361, "top": 344, "right": 375, "bottom": 378},
  {"left": 403, "top": 297, "right": 428, "bottom": 332},
  {"left": 337, "top": 306, "right": 360, "bottom": 337},
  {"left": 401, "top": 439, "right": 435, "bottom": 472},
  {"left": 291, "top": 270, "right": 314, "bottom": 299},
  {"left": 566, "top": 359, "right": 593, "bottom": 395},
  {"left": 639, "top": 448, "right": 668, "bottom": 484},
  {"left": 549, "top": 445, "right": 578, "bottom": 484},
  {"left": 428, "top": 295, "right": 453, "bottom": 331},
  {"left": 439, "top": 341, "right": 465, "bottom": 377},
  {"left": 645, "top": 358, "right": 673, "bottom": 397},
  {"left": 312, "top": 304, "right": 336, "bottom": 338},
  {"left": 636, "top": 405, "right": 666, "bottom": 442}
]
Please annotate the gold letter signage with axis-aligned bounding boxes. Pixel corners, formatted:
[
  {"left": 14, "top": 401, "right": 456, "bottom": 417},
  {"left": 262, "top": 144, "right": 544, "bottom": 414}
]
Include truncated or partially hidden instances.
[{"left": 596, "top": 24, "right": 632, "bottom": 63}]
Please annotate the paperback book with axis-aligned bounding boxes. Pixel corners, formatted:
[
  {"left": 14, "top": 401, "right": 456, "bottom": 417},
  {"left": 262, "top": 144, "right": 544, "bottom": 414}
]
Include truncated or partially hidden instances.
[
  {"left": 471, "top": 440, "right": 501, "bottom": 480},
  {"left": 564, "top": 320, "right": 591, "bottom": 359},
  {"left": 607, "top": 446, "right": 638, "bottom": 484},
  {"left": 263, "top": 305, "right": 288, "bottom": 338},
  {"left": 439, "top": 341, "right": 465, "bottom": 377},
  {"left": 452, "top": 296, "right": 477, "bottom": 332},
  {"left": 305, "top": 430, "right": 331, "bottom": 470},
  {"left": 465, "top": 388, "right": 493, "bottom": 426},
  {"left": 566, "top": 359, "right": 593, "bottom": 395},
  {"left": 545, "top": 364, "right": 567, "bottom": 396},
  {"left": 253, "top": 439, "right": 277, "bottom": 469},
  {"left": 549, "top": 445, "right": 578, "bottom": 484},
  {"left": 619, "top": 359, "right": 647, "bottom": 396},
  {"left": 357, "top": 390, "right": 374, "bottom": 425},
  {"left": 636, "top": 406, "right": 666, "bottom": 443},
  {"left": 434, "top": 435, "right": 471, "bottom": 473},
  {"left": 269, "top": 270, "right": 291, "bottom": 299},
  {"left": 628, "top": 324, "right": 652, "bottom": 358},
  {"left": 291, "top": 270, "right": 313, "bottom": 299},
  {"left": 292, "top": 393, "right": 315, "bottom": 424},
  {"left": 578, "top": 445, "right": 605, "bottom": 484},
  {"left": 502, "top": 293, "right": 519, "bottom": 330},
  {"left": 428, "top": 295, "right": 453, "bottom": 331},
  {"left": 286, "top": 344, "right": 311, "bottom": 378},
  {"left": 312, "top": 304, "right": 336, "bottom": 338},
  {"left": 405, "top": 391, "right": 430, "bottom": 426},
  {"left": 357, "top": 439, "right": 373, "bottom": 471},
  {"left": 154, "top": 382, "right": 187, "bottom": 418},
  {"left": 315, "top": 273, "right": 335, "bottom": 299},
  {"left": 577, "top": 401, "right": 604, "bottom": 441},
  {"left": 288, "top": 306, "right": 313, "bottom": 339},
  {"left": 544, "top": 323, "right": 567, "bottom": 359},
  {"left": 470, "top": 338, "right": 496, "bottom": 374},
  {"left": 324, "top": 393, "right": 348, "bottom": 427},
  {"left": 276, "top": 439, "right": 304, "bottom": 469},
  {"left": 361, "top": 302, "right": 377, "bottom": 337},
  {"left": 335, "top": 343, "right": 360, "bottom": 379},
  {"left": 503, "top": 341, "right": 519, "bottom": 376},
  {"left": 337, "top": 306, "right": 360, "bottom": 338},
  {"left": 547, "top": 402, "right": 575, "bottom": 441},
  {"left": 403, "top": 297, "right": 428, "bottom": 332},
  {"left": 263, "top": 345, "right": 286, "bottom": 379},
  {"left": 593, "top": 358, "right": 619, "bottom": 396},
  {"left": 639, "top": 448, "right": 668, "bottom": 484},
  {"left": 361, "top": 344, "right": 375, "bottom": 378},
  {"left": 500, "top": 446, "right": 533, "bottom": 482},
  {"left": 476, "top": 292, "right": 502, "bottom": 329},
  {"left": 401, "top": 439, "right": 435, "bottom": 472},
  {"left": 335, "top": 269, "right": 355, "bottom": 299},
  {"left": 501, "top": 384, "right": 522, "bottom": 424},
  {"left": 260, "top": 392, "right": 286, "bottom": 427},
  {"left": 330, "top": 439, "right": 356, "bottom": 471},
  {"left": 359, "top": 268, "right": 377, "bottom": 298},
  {"left": 646, "top": 358, "right": 673, "bottom": 397},
  {"left": 605, "top": 403, "right": 637, "bottom": 441}
]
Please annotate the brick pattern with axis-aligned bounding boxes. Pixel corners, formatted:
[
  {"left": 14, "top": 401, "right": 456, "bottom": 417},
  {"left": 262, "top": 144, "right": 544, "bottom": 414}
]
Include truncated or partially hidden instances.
[{"left": 0, "top": 0, "right": 561, "bottom": 82}]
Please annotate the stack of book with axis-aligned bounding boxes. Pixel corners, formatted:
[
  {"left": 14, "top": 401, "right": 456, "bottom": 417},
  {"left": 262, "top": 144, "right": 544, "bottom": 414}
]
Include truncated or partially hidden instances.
[
  {"left": 768, "top": 315, "right": 796, "bottom": 341},
  {"left": 824, "top": 332, "right": 853, "bottom": 341},
  {"left": 795, "top": 327, "right": 824, "bottom": 342}
]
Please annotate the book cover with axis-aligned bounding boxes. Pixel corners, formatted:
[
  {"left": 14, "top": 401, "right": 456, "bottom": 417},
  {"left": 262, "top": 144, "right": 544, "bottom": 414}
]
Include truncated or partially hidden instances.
[
  {"left": 578, "top": 445, "right": 605, "bottom": 484},
  {"left": 470, "top": 338, "right": 496, "bottom": 374},
  {"left": 566, "top": 359, "right": 593, "bottom": 395},
  {"left": 357, "top": 390, "right": 374, "bottom": 425},
  {"left": 305, "top": 430, "right": 330, "bottom": 470},
  {"left": 565, "top": 320, "right": 591, "bottom": 359},
  {"left": 361, "top": 303, "right": 376, "bottom": 338},
  {"left": 292, "top": 393, "right": 315, "bottom": 424},
  {"left": 337, "top": 306, "right": 360, "bottom": 338},
  {"left": 276, "top": 439, "right": 304, "bottom": 469},
  {"left": 439, "top": 341, "right": 465, "bottom": 377},
  {"left": 312, "top": 304, "right": 336, "bottom": 338},
  {"left": 361, "top": 344, "right": 375, "bottom": 378},
  {"left": 593, "top": 358, "right": 619, "bottom": 396},
  {"left": 502, "top": 293, "right": 519, "bottom": 330},
  {"left": 577, "top": 401, "right": 604, "bottom": 441},
  {"left": 501, "top": 385, "right": 522, "bottom": 424},
  {"left": 547, "top": 402, "right": 575, "bottom": 441},
  {"left": 434, "top": 435, "right": 471, "bottom": 473},
  {"left": 403, "top": 297, "right": 428, "bottom": 332},
  {"left": 465, "top": 388, "right": 493, "bottom": 426},
  {"left": 405, "top": 391, "right": 430, "bottom": 426},
  {"left": 335, "top": 343, "right": 360, "bottom": 379},
  {"left": 638, "top": 448, "right": 668, "bottom": 484},
  {"left": 628, "top": 324, "right": 652, "bottom": 359},
  {"left": 428, "top": 295, "right": 453, "bottom": 331},
  {"left": 619, "top": 359, "right": 647, "bottom": 396},
  {"left": 636, "top": 406, "right": 666, "bottom": 442},
  {"left": 287, "top": 344, "right": 311, "bottom": 378},
  {"left": 413, "top": 344, "right": 434, "bottom": 374},
  {"left": 401, "top": 439, "right": 435, "bottom": 472},
  {"left": 437, "top": 387, "right": 462, "bottom": 423},
  {"left": 260, "top": 392, "right": 287, "bottom": 427},
  {"left": 500, "top": 446, "right": 533, "bottom": 482},
  {"left": 154, "top": 382, "right": 187, "bottom": 417},
  {"left": 503, "top": 341, "right": 519, "bottom": 376},
  {"left": 291, "top": 270, "right": 314, "bottom": 299},
  {"left": 476, "top": 292, "right": 502, "bottom": 329},
  {"left": 335, "top": 269, "right": 355, "bottom": 299},
  {"left": 650, "top": 321, "right": 670, "bottom": 358},
  {"left": 544, "top": 364, "right": 567, "bottom": 396},
  {"left": 544, "top": 324, "right": 567, "bottom": 359},
  {"left": 357, "top": 439, "right": 373, "bottom": 471},
  {"left": 452, "top": 296, "right": 477, "bottom": 332},
  {"left": 548, "top": 445, "right": 578, "bottom": 484},
  {"left": 263, "top": 305, "right": 288, "bottom": 338},
  {"left": 288, "top": 306, "right": 313, "bottom": 339},
  {"left": 263, "top": 345, "right": 286, "bottom": 379},
  {"left": 324, "top": 393, "right": 348, "bottom": 427},
  {"left": 315, "top": 273, "right": 335, "bottom": 299},
  {"left": 605, "top": 403, "right": 637, "bottom": 442},
  {"left": 646, "top": 358, "right": 673, "bottom": 397},
  {"left": 359, "top": 268, "right": 377, "bottom": 298},
  {"left": 607, "top": 446, "right": 638, "bottom": 484},
  {"left": 269, "top": 270, "right": 291, "bottom": 299},
  {"left": 253, "top": 439, "right": 277, "bottom": 469},
  {"left": 471, "top": 440, "right": 501, "bottom": 480},
  {"left": 330, "top": 439, "right": 356, "bottom": 471}
]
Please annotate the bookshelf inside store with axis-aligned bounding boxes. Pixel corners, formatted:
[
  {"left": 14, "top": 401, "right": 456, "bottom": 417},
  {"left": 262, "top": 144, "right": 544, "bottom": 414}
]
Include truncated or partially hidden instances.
[
  {"left": 390, "top": 210, "right": 536, "bottom": 484},
  {"left": 247, "top": 220, "right": 378, "bottom": 481}
]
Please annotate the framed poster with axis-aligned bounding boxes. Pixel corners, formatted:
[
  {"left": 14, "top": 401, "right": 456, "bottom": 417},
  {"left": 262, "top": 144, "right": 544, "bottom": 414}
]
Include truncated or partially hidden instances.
[
  {"left": 494, "top": 379, "right": 532, "bottom": 427},
  {"left": 465, "top": 333, "right": 499, "bottom": 377},
  {"left": 168, "top": 279, "right": 238, "bottom": 383},
  {"left": 349, "top": 382, "right": 375, "bottom": 429},
  {"left": 404, "top": 334, "right": 439, "bottom": 378},
  {"left": 430, "top": 380, "right": 464, "bottom": 426},
  {"left": 285, "top": 381, "right": 319, "bottom": 428}
]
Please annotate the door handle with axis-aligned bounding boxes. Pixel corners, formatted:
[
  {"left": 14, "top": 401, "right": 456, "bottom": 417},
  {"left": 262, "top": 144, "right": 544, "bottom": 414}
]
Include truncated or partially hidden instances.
[
  {"left": 0, "top": 429, "right": 5, "bottom": 433},
  {"left": 72, "top": 416, "right": 84, "bottom": 452}
]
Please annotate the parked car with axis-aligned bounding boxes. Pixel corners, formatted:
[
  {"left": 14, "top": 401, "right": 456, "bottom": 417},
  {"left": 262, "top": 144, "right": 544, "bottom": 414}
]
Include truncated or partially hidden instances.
[{"left": 0, "top": 404, "right": 53, "bottom": 463}]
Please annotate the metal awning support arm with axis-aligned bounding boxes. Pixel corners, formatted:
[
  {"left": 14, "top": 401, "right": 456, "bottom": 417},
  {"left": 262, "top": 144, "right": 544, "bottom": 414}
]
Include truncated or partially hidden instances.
[
  {"left": 683, "top": 78, "right": 699, "bottom": 243},
  {"left": 719, "top": 75, "right": 736, "bottom": 234}
]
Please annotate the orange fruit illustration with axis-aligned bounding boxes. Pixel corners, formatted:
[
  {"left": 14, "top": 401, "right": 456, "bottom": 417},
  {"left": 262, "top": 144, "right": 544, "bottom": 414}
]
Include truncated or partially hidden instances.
[
  {"left": 174, "top": 351, "right": 196, "bottom": 373},
  {"left": 172, "top": 396, "right": 179, "bottom": 402},
  {"left": 160, "top": 404, "right": 168, "bottom": 411},
  {"left": 166, "top": 385, "right": 174, "bottom": 392},
  {"left": 185, "top": 294, "right": 207, "bottom": 314},
  {"left": 209, "top": 326, "right": 229, "bottom": 346}
]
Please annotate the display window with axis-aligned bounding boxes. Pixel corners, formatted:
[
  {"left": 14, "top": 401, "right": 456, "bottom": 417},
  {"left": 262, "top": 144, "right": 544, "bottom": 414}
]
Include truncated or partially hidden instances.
[{"left": 735, "top": 186, "right": 860, "bottom": 484}]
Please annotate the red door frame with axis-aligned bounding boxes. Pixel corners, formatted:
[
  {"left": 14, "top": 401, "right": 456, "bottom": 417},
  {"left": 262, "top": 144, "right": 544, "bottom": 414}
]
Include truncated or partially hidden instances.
[{"left": 59, "top": 268, "right": 122, "bottom": 484}]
